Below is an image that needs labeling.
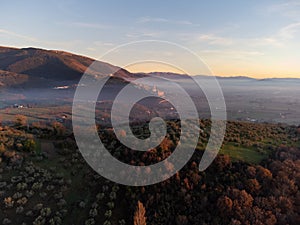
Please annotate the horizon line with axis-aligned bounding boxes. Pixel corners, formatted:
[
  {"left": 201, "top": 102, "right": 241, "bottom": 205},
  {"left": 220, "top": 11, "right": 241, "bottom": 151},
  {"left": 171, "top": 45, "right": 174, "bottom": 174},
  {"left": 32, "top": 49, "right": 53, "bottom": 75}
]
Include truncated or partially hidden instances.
[{"left": 1, "top": 45, "right": 299, "bottom": 80}]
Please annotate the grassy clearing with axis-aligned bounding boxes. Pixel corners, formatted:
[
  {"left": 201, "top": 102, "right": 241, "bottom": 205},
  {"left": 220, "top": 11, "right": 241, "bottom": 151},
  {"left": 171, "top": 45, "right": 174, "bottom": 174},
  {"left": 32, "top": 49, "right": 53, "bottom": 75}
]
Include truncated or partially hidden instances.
[
  {"left": 0, "top": 105, "right": 72, "bottom": 124},
  {"left": 34, "top": 139, "right": 42, "bottom": 154},
  {"left": 220, "top": 144, "right": 269, "bottom": 164}
]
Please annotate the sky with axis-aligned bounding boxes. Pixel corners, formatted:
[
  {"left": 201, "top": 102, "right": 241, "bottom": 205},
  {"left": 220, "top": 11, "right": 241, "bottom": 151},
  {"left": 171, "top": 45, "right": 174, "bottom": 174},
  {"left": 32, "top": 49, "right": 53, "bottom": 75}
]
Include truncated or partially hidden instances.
[{"left": 1, "top": 0, "right": 300, "bottom": 78}]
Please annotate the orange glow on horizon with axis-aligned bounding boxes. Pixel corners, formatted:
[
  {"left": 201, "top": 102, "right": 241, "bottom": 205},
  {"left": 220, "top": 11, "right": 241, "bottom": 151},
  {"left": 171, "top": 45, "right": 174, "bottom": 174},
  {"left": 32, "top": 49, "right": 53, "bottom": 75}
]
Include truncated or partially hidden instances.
[
  {"left": 124, "top": 62, "right": 185, "bottom": 75},
  {"left": 124, "top": 62, "right": 300, "bottom": 79}
]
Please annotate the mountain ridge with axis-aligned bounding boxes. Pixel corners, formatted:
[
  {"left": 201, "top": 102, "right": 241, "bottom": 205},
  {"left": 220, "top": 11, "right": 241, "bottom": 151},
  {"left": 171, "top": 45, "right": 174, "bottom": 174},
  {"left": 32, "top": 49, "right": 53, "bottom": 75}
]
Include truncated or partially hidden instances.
[
  {"left": 0, "top": 46, "right": 299, "bottom": 88},
  {"left": 0, "top": 46, "right": 139, "bottom": 88}
]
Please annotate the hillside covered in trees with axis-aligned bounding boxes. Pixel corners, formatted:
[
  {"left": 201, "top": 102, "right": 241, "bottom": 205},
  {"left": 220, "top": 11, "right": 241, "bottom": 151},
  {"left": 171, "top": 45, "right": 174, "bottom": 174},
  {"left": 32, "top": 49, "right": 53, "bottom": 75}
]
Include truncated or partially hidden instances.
[{"left": 0, "top": 118, "right": 299, "bottom": 225}]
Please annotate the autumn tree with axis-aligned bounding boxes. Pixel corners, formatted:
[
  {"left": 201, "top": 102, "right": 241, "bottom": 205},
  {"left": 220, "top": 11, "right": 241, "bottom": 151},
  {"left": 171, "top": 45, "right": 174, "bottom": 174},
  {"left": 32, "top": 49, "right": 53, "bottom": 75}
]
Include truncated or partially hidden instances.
[
  {"left": 134, "top": 201, "right": 147, "bottom": 225},
  {"left": 52, "top": 121, "right": 66, "bottom": 136},
  {"left": 245, "top": 178, "right": 261, "bottom": 195},
  {"left": 0, "top": 143, "right": 5, "bottom": 154},
  {"left": 14, "top": 114, "right": 27, "bottom": 127},
  {"left": 215, "top": 154, "right": 231, "bottom": 171},
  {"left": 217, "top": 196, "right": 233, "bottom": 216}
]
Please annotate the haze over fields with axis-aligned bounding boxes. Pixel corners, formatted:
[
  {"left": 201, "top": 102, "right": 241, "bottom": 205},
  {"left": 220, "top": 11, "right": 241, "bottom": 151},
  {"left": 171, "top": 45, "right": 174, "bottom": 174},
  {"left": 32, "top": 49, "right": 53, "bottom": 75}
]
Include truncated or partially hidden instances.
[{"left": 0, "top": 46, "right": 299, "bottom": 125}]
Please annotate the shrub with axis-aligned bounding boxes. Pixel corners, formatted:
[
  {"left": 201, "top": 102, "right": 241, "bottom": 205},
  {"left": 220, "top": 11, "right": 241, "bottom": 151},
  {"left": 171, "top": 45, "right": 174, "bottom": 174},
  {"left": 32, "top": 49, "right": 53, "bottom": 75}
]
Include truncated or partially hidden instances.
[
  {"left": 4, "top": 197, "right": 14, "bottom": 208},
  {"left": 118, "top": 219, "right": 126, "bottom": 225},
  {"left": 23, "top": 139, "right": 36, "bottom": 152},
  {"left": 107, "top": 202, "right": 114, "bottom": 209},
  {"left": 109, "top": 192, "right": 116, "bottom": 200},
  {"left": 40, "top": 207, "right": 52, "bottom": 217},
  {"left": 103, "top": 221, "right": 111, "bottom": 225},
  {"left": 2, "top": 218, "right": 11, "bottom": 225},
  {"left": 17, "top": 182, "right": 28, "bottom": 191},
  {"left": 16, "top": 197, "right": 28, "bottom": 206},
  {"left": 105, "top": 210, "right": 112, "bottom": 218},
  {"left": 16, "top": 206, "right": 24, "bottom": 214},
  {"left": 96, "top": 192, "right": 105, "bottom": 200},
  {"left": 89, "top": 208, "right": 98, "bottom": 217},
  {"left": 84, "top": 218, "right": 95, "bottom": 225}
]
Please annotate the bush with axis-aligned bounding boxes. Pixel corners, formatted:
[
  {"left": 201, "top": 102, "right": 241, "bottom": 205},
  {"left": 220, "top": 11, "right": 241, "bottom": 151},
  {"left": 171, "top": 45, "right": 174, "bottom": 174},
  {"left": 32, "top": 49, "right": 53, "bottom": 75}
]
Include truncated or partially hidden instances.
[{"left": 23, "top": 139, "right": 36, "bottom": 152}]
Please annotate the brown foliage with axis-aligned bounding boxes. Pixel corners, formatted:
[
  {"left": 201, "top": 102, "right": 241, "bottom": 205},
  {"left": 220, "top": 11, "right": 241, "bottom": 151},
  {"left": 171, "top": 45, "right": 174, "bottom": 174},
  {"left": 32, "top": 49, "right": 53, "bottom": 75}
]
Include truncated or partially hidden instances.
[
  {"left": 245, "top": 179, "right": 261, "bottom": 194},
  {"left": 14, "top": 114, "right": 27, "bottom": 127},
  {"left": 134, "top": 201, "right": 147, "bottom": 225},
  {"left": 217, "top": 196, "right": 233, "bottom": 215}
]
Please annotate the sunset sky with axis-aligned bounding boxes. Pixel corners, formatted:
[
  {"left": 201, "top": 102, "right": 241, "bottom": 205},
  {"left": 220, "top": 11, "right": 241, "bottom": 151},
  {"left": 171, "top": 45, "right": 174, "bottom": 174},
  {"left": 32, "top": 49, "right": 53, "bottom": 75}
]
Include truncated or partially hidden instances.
[{"left": 1, "top": 0, "right": 300, "bottom": 78}]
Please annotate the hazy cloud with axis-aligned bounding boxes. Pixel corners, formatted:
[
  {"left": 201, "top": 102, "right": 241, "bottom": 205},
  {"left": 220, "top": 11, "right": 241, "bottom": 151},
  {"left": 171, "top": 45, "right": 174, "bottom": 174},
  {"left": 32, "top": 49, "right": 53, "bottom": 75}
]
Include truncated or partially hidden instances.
[
  {"left": 0, "top": 29, "right": 37, "bottom": 42},
  {"left": 201, "top": 49, "right": 264, "bottom": 56},
  {"left": 126, "top": 31, "right": 164, "bottom": 39},
  {"left": 137, "top": 17, "right": 194, "bottom": 25},
  {"left": 198, "top": 34, "right": 233, "bottom": 46},
  {"left": 268, "top": 1, "right": 300, "bottom": 19},
  {"left": 279, "top": 22, "right": 300, "bottom": 39},
  {"left": 68, "top": 22, "right": 113, "bottom": 29}
]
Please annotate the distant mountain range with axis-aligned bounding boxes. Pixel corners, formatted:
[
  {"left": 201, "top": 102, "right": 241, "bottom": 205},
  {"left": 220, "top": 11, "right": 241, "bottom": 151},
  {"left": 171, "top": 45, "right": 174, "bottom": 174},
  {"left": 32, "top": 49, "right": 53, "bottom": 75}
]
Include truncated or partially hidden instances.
[
  {"left": 0, "top": 46, "right": 299, "bottom": 125},
  {"left": 0, "top": 46, "right": 299, "bottom": 89}
]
